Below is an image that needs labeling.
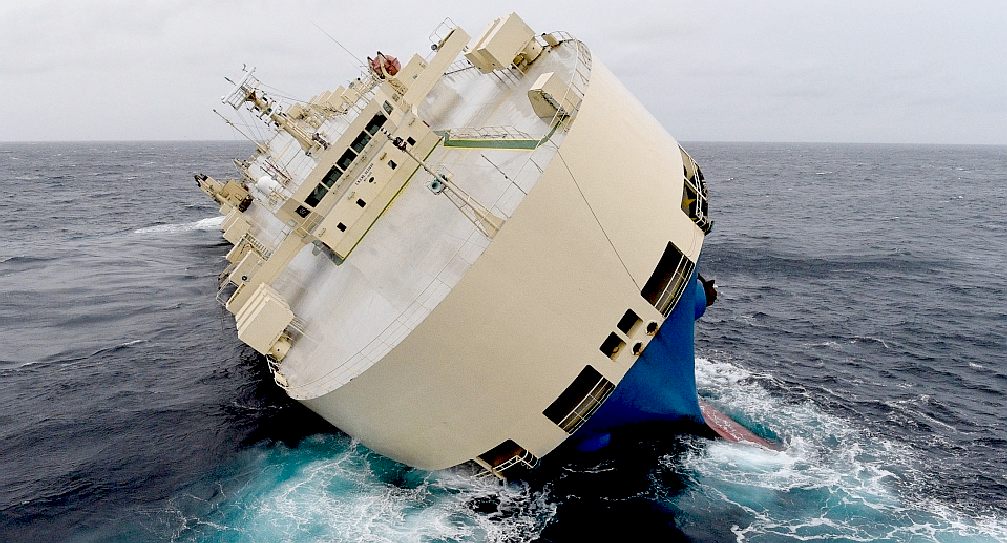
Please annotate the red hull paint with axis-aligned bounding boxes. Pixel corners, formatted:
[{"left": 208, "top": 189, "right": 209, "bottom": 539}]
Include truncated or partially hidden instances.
[{"left": 699, "top": 399, "right": 783, "bottom": 451}]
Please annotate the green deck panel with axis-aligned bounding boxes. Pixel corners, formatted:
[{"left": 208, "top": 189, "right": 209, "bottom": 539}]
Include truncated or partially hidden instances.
[
  {"left": 442, "top": 137, "right": 540, "bottom": 150},
  {"left": 437, "top": 118, "right": 565, "bottom": 151}
]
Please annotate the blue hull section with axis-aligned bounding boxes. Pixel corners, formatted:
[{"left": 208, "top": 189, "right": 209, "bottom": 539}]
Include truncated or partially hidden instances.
[{"left": 572, "top": 269, "right": 708, "bottom": 452}]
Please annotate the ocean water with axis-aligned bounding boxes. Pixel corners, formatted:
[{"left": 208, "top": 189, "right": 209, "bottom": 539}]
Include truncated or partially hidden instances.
[{"left": 1, "top": 141, "right": 1004, "bottom": 542}]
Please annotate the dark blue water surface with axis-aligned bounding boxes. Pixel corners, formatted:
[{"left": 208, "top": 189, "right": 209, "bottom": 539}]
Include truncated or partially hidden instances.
[{"left": 1, "top": 141, "right": 1004, "bottom": 542}]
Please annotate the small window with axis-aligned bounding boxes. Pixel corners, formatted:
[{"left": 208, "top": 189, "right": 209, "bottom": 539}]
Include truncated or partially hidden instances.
[
  {"left": 336, "top": 222, "right": 347, "bottom": 232},
  {"left": 406, "top": 136, "right": 416, "bottom": 146},
  {"left": 350, "top": 131, "right": 371, "bottom": 154},
  {"left": 382, "top": 101, "right": 393, "bottom": 114},
  {"left": 367, "top": 177, "right": 374, "bottom": 183},
  {"left": 356, "top": 199, "right": 366, "bottom": 207},
  {"left": 337, "top": 149, "right": 356, "bottom": 171},
  {"left": 616, "top": 309, "right": 641, "bottom": 335},
  {"left": 599, "top": 333, "right": 625, "bottom": 359},
  {"left": 304, "top": 183, "right": 328, "bottom": 207},
  {"left": 366, "top": 113, "right": 387, "bottom": 135},
  {"left": 543, "top": 365, "right": 616, "bottom": 434},
  {"left": 322, "top": 165, "right": 343, "bottom": 187},
  {"left": 295, "top": 205, "right": 310, "bottom": 218},
  {"left": 388, "top": 160, "right": 397, "bottom": 170}
]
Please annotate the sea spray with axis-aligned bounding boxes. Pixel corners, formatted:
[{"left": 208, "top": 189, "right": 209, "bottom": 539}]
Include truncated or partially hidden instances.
[
  {"left": 134, "top": 216, "right": 225, "bottom": 234},
  {"left": 664, "top": 358, "right": 1007, "bottom": 542}
]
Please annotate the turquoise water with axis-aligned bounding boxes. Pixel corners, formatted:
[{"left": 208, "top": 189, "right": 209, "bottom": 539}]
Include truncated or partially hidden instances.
[
  {"left": 154, "top": 358, "right": 1005, "bottom": 542},
  {"left": 673, "top": 359, "right": 1006, "bottom": 542},
  {"left": 163, "top": 435, "right": 554, "bottom": 542}
]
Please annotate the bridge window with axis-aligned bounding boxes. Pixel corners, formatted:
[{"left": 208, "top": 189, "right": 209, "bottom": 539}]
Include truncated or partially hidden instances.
[
  {"left": 337, "top": 149, "right": 356, "bottom": 171},
  {"left": 322, "top": 165, "right": 342, "bottom": 187},
  {"left": 304, "top": 182, "right": 328, "bottom": 207},
  {"left": 365, "top": 113, "right": 387, "bottom": 135},
  {"left": 350, "top": 131, "right": 371, "bottom": 154}
]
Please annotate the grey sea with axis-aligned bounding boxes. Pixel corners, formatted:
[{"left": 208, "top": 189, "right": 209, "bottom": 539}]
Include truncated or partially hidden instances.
[{"left": 1, "top": 141, "right": 1004, "bottom": 542}]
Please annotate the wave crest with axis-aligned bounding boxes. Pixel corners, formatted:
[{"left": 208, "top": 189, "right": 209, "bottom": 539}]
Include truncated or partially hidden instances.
[
  {"left": 134, "top": 216, "right": 223, "bottom": 234},
  {"left": 666, "top": 357, "right": 1007, "bottom": 542}
]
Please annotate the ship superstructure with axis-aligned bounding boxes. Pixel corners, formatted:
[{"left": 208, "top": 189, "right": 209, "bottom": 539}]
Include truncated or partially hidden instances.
[{"left": 197, "top": 13, "right": 714, "bottom": 478}]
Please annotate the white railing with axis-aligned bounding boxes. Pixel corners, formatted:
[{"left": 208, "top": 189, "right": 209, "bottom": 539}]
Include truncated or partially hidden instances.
[
  {"left": 655, "top": 257, "right": 696, "bottom": 317},
  {"left": 489, "top": 450, "right": 540, "bottom": 475},
  {"left": 445, "top": 125, "right": 533, "bottom": 140},
  {"left": 556, "top": 377, "right": 616, "bottom": 433},
  {"left": 428, "top": 17, "right": 460, "bottom": 50},
  {"left": 444, "top": 58, "right": 474, "bottom": 75}
]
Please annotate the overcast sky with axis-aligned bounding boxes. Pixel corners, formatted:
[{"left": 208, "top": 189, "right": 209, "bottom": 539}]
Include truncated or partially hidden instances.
[{"left": 1, "top": 0, "right": 1004, "bottom": 143}]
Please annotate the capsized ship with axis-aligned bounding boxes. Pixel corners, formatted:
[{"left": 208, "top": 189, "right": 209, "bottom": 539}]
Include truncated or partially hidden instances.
[{"left": 196, "top": 13, "right": 718, "bottom": 478}]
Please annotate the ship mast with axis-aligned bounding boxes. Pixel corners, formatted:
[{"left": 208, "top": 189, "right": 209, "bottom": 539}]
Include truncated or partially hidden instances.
[{"left": 223, "top": 69, "right": 325, "bottom": 154}]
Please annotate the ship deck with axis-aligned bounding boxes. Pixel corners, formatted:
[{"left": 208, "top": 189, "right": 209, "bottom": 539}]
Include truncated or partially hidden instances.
[{"left": 247, "top": 39, "right": 588, "bottom": 399}]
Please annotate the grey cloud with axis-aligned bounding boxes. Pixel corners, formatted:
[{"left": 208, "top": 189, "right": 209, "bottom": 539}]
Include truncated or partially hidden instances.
[{"left": 1, "top": 0, "right": 1004, "bottom": 143}]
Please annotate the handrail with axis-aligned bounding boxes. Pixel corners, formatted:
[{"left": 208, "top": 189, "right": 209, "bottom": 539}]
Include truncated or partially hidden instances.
[
  {"left": 556, "top": 377, "right": 615, "bottom": 433},
  {"left": 491, "top": 449, "right": 540, "bottom": 474}
]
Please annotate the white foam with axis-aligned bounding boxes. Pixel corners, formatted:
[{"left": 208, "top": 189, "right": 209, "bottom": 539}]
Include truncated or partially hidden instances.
[
  {"left": 670, "top": 357, "right": 1007, "bottom": 542},
  {"left": 134, "top": 216, "right": 224, "bottom": 234},
  {"left": 169, "top": 438, "right": 555, "bottom": 542}
]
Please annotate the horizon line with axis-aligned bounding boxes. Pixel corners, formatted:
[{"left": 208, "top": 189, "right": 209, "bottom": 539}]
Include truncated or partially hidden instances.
[{"left": 2, "top": 138, "right": 1005, "bottom": 146}]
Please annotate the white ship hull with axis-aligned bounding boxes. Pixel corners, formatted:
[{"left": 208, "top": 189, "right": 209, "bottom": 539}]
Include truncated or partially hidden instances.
[{"left": 198, "top": 14, "right": 713, "bottom": 476}]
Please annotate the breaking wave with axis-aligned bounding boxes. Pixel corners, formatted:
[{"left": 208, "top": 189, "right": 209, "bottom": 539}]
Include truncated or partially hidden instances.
[
  {"left": 666, "top": 358, "right": 1007, "bottom": 542},
  {"left": 134, "top": 216, "right": 224, "bottom": 234},
  {"left": 158, "top": 435, "right": 555, "bottom": 543}
]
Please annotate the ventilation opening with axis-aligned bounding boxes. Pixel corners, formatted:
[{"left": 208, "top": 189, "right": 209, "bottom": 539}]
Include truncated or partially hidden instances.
[
  {"left": 477, "top": 440, "right": 539, "bottom": 476},
  {"left": 599, "top": 332, "right": 625, "bottom": 359},
  {"left": 388, "top": 160, "right": 397, "bottom": 170},
  {"left": 616, "top": 309, "right": 641, "bottom": 335},
  {"left": 641, "top": 242, "right": 696, "bottom": 317},
  {"left": 646, "top": 322, "right": 658, "bottom": 335},
  {"left": 543, "top": 365, "right": 616, "bottom": 434},
  {"left": 681, "top": 146, "right": 711, "bottom": 233}
]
